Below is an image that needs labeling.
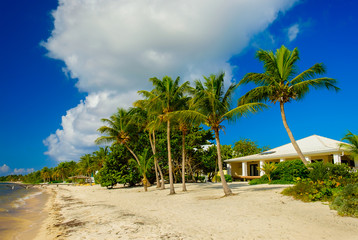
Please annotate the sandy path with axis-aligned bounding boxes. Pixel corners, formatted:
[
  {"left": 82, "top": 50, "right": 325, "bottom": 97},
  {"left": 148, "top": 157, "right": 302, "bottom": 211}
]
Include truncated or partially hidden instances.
[{"left": 36, "top": 183, "right": 358, "bottom": 240}]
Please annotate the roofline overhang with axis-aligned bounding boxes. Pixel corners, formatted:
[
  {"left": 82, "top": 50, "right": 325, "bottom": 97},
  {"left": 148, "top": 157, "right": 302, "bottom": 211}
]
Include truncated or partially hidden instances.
[{"left": 224, "top": 149, "right": 344, "bottom": 163}]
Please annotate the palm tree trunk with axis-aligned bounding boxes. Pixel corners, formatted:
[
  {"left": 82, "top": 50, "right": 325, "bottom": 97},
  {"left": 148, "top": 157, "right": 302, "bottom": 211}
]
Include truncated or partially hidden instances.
[
  {"left": 280, "top": 102, "right": 309, "bottom": 165},
  {"left": 124, "top": 143, "right": 141, "bottom": 166},
  {"left": 149, "top": 132, "right": 160, "bottom": 188},
  {"left": 214, "top": 128, "right": 233, "bottom": 196},
  {"left": 142, "top": 174, "right": 148, "bottom": 192},
  {"left": 181, "top": 131, "right": 187, "bottom": 191},
  {"left": 167, "top": 120, "right": 175, "bottom": 194},
  {"left": 214, "top": 158, "right": 218, "bottom": 183},
  {"left": 153, "top": 131, "right": 165, "bottom": 189}
]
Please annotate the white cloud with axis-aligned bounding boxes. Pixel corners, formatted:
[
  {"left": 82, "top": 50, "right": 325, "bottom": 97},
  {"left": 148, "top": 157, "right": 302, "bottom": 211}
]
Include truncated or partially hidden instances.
[
  {"left": 13, "top": 168, "right": 35, "bottom": 175},
  {"left": 288, "top": 23, "right": 300, "bottom": 41},
  {"left": 43, "top": 0, "right": 298, "bottom": 161},
  {"left": 0, "top": 164, "right": 10, "bottom": 174},
  {"left": 44, "top": 90, "right": 138, "bottom": 162}
]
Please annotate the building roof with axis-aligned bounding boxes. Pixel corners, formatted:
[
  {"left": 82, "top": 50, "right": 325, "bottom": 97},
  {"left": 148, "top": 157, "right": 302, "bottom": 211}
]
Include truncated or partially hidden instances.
[{"left": 225, "top": 135, "right": 346, "bottom": 163}]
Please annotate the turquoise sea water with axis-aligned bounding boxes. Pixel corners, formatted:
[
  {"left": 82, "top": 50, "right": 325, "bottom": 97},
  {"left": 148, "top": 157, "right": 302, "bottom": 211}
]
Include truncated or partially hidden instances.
[{"left": 0, "top": 183, "right": 47, "bottom": 239}]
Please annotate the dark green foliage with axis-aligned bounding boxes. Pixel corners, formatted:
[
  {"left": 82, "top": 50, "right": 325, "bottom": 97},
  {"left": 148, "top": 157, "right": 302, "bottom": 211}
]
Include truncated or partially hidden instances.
[
  {"left": 282, "top": 178, "right": 338, "bottom": 202},
  {"left": 95, "top": 145, "right": 140, "bottom": 188},
  {"left": 233, "top": 138, "right": 269, "bottom": 157},
  {"left": 248, "top": 175, "right": 269, "bottom": 185},
  {"left": 271, "top": 160, "right": 309, "bottom": 182},
  {"left": 309, "top": 162, "right": 352, "bottom": 182},
  {"left": 330, "top": 183, "right": 358, "bottom": 217},
  {"left": 249, "top": 175, "right": 293, "bottom": 185},
  {"left": 212, "top": 174, "right": 233, "bottom": 183},
  {"left": 225, "top": 174, "right": 232, "bottom": 183}
]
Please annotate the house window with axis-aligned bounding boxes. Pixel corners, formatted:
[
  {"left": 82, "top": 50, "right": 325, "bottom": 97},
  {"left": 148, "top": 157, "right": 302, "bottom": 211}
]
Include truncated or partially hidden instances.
[{"left": 250, "top": 164, "right": 259, "bottom": 176}]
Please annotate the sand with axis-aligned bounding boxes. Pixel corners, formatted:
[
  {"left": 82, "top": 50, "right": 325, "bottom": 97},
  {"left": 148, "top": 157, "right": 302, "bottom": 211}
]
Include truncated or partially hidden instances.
[{"left": 35, "top": 183, "right": 358, "bottom": 240}]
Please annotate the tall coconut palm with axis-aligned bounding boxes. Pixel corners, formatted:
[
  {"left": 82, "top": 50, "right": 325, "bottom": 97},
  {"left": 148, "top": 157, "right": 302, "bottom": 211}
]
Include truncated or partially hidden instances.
[
  {"left": 239, "top": 45, "right": 339, "bottom": 165},
  {"left": 95, "top": 108, "right": 150, "bottom": 190},
  {"left": 132, "top": 103, "right": 165, "bottom": 189},
  {"left": 178, "top": 73, "right": 266, "bottom": 196},
  {"left": 340, "top": 131, "right": 358, "bottom": 160},
  {"left": 138, "top": 76, "right": 190, "bottom": 194}
]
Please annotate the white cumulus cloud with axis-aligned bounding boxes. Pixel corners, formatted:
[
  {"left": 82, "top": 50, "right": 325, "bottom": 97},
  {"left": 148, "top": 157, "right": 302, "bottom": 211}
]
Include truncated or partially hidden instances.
[
  {"left": 288, "top": 23, "right": 300, "bottom": 41},
  {"left": 0, "top": 164, "right": 10, "bottom": 174},
  {"left": 43, "top": 0, "right": 298, "bottom": 161},
  {"left": 44, "top": 90, "right": 138, "bottom": 161}
]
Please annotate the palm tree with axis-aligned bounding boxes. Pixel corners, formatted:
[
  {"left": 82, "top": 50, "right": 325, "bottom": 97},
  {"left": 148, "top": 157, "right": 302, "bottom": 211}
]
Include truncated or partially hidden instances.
[
  {"left": 340, "top": 131, "right": 358, "bottom": 160},
  {"left": 239, "top": 45, "right": 339, "bottom": 165},
  {"left": 131, "top": 148, "right": 153, "bottom": 191},
  {"left": 138, "top": 76, "right": 190, "bottom": 194},
  {"left": 178, "top": 73, "right": 266, "bottom": 196},
  {"left": 94, "top": 146, "right": 109, "bottom": 169},
  {"left": 95, "top": 108, "right": 150, "bottom": 190},
  {"left": 132, "top": 104, "right": 165, "bottom": 189},
  {"left": 78, "top": 154, "right": 95, "bottom": 177},
  {"left": 41, "top": 167, "right": 51, "bottom": 183}
]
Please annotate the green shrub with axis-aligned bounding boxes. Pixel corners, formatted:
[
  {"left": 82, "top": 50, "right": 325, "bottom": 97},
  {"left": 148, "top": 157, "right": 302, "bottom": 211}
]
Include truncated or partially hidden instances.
[
  {"left": 330, "top": 183, "right": 358, "bottom": 217},
  {"left": 270, "top": 179, "right": 294, "bottom": 184},
  {"left": 271, "top": 160, "right": 309, "bottom": 182},
  {"left": 282, "top": 178, "right": 339, "bottom": 202},
  {"left": 249, "top": 175, "right": 269, "bottom": 185},
  {"left": 211, "top": 174, "right": 232, "bottom": 182},
  {"left": 225, "top": 174, "right": 233, "bottom": 183},
  {"left": 309, "top": 162, "right": 352, "bottom": 182}
]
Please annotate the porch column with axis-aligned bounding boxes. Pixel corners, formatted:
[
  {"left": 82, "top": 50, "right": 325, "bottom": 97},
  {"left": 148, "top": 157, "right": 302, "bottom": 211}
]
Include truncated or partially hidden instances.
[
  {"left": 242, "top": 162, "right": 248, "bottom": 176},
  {"left": 333, "top": 154, "right": 341, "bottom": 164},
  {"left": 280, "top": 158, "right": 285, "bottom": 162},
  {"left": 227, "top": 163, "right": 232, "bottom": 175},
  {"left": 305, "top": 156, "right": 311, "bottom": 163},
  {"left": 259, "top": 160, "right": 265, "bottom": 176}
]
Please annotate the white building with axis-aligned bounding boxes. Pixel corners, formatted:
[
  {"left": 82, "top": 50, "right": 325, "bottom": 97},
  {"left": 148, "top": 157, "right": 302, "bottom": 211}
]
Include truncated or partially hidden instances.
[{"left": 225, "top": 135, "right": 357, "bottom": 180}]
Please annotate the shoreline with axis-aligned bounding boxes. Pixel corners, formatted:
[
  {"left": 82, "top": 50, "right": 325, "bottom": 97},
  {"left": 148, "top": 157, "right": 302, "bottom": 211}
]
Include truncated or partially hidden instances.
[
  {"left": 33, "top": 183, "right": 358, "bottom": 239},
  {"left": 0, "top": 185, "right": 50, "bottom": 240}
]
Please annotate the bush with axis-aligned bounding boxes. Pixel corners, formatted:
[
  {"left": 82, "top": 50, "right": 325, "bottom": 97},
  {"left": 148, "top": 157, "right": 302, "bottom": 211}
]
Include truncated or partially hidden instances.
[
  {"left": 211, "top": 174, "right": 232, "bottom": 183},
  {"left": 282, "top": 178, "right": 341, "bottom": 202},
  {"left": 330, "top": 183, "right": 358, "bottom": 217},
  {"left": 248, "top": 175, "right": 269, "bottom": 185},
  {"left": 271, "top": 160, "right": 309, "bottom": 182},
  {"left": 309, "top": 162, "right": 352, "bottom": 182},
  {"left": 225, "top": 174, "right": 233, "bottom": 183}
]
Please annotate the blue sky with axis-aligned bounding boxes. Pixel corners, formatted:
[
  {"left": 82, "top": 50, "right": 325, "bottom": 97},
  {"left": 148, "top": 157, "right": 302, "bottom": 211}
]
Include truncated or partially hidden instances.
[{"left": 0, "top": 0, "right": 357, "bottom": 176}]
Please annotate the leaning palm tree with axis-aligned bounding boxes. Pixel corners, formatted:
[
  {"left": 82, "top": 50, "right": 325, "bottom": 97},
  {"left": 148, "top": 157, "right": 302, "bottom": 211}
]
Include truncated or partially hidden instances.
[
  {"left": 95, "top": 108, "right": 150, "bottom": 190},
  {"left": 340, "top": 131, "right": 358, "bottom": 160},
  {"left": 138, "top": 76, "right": 190, "bottom": 195},
  {"left": 178, "top": 73, "right": 266, "bottom": 196},
  {"left": 239, "top": 45, "right": 339, "bottom": 165}
]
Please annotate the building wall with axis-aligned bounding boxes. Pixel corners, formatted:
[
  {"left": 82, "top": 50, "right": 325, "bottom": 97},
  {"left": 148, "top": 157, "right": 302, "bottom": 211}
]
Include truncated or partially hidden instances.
[{"left": 231, "top": 163, "right": 242, "bottom": 177}]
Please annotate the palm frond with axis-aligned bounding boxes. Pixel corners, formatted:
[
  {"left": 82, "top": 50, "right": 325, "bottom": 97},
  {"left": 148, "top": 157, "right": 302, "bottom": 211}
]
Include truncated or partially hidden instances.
[
  {"left": 292, "top": 77, "right": 339, "bottom": 100},
  {"left": 290, "top": 63, "right": 327, "bottom": 84},
  {"left": 223, "top": 102, "right": 268, "bottom": 122}
]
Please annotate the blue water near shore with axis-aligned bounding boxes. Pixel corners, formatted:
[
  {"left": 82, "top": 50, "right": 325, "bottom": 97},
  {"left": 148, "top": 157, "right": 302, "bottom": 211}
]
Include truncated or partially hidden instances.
[{"left": 0, "top": 182, "right": 45, "bottom": 239}]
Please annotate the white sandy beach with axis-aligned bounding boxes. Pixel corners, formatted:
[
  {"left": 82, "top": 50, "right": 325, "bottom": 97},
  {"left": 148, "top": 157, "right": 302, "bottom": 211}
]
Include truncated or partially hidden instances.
[{"left": 35, "top": 183, "right": 358, "bottom": 240}]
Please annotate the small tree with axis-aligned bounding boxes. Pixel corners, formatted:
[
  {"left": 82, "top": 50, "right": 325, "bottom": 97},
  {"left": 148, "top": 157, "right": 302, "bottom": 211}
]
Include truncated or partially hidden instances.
[{"left": 261, "top": 162, "right": 277, "bottom": 182}]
